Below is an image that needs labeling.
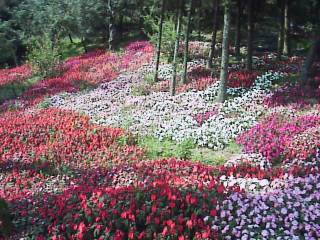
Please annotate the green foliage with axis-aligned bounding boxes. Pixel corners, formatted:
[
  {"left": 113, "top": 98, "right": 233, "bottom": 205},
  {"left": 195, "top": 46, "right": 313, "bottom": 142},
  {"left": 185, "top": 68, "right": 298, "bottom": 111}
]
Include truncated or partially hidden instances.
[
  {"left": 0, "top": 198, "right": 13, "bottom": 237},
  {"left": 191, "top": 141, "right": 241, "bottom": 166},
  {"left": 37, "top": 98, "right": 51, "bottom": 109},
  {"left": 138, "top": 137, "right": 241, "bottom": 165},
  {"left": 131, "top": 83, "right": 151, "bottom": 96},
  {"left": 59, "top": 37, "right": 85, "bottom": 60},
  {"left": 27, "top": 36, "right": 63, "bottom": 78},
  {"left": 131, "top": 74, "right": 155, "bottom": 96},
  {"left": 0, "top": 76, "right": 40, "bottom": 104},
  {"left": 144, "top": 14, "right": 177, "bottom": 60},
  {"left": 138, "top": 136, "right": 196, "bottom": 160},
  {"left": 144, "top": 73, "right": 155, "bottom": 85}
]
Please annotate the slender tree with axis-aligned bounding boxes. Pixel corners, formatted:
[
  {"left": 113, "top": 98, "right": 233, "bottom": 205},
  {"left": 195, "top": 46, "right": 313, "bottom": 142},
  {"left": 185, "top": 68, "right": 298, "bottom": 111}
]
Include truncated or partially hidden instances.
[
  {"left": 218, "top": 0, "right": 231, "bottom": 103},
  {"left": 277, "top": 0, "right": 284, "bottom": 60},
  {"left": 170, "top": 0, "right": 183, "bottom": 96},
  {"left": 196, "top": 0, "right": 202, "bottom": 41},
  {"left": 182, "top": 0, "right": 194, "bottom": 84},
  {"left": 207, "top": 0, "right": 219, "bottom": 69},
  {"left": 283, "top": 0, "right": 290, "bottom": 56},
  {"left": 107, "top": 0, "right": 115, "bottom": 50},
  {"left": 234, "top": 0, "right": 242, "bottom": 61},
  {"left": 301, "top": 36, "right": 320, "bottom": 86},
  {"left": 246, "top": 0, "right": 253, "bottom": 71},
  {"left": 154, "top": 0, "right": 166, "bottom": 82}
]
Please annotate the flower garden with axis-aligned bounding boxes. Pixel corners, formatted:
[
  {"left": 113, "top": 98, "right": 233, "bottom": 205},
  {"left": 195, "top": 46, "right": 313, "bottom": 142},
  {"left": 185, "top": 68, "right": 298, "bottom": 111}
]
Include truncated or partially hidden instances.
[{"left": 1, "top": 41, "right": 320, "bottom": 239}]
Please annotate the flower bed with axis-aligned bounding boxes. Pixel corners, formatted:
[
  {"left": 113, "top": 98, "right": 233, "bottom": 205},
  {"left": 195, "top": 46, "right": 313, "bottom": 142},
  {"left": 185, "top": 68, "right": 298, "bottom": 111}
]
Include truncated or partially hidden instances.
[
  {"left": 210, "top": 174, "right": 320, "bottom": 239},
  {"left": 0, "top": 108, "right": 144, "bottom": 170},
  {"left": 0, "top": 65, "right": 32, "bottom": 87},
  {"left": 237, "top": 114, "right": 320, "bottom": 163}
]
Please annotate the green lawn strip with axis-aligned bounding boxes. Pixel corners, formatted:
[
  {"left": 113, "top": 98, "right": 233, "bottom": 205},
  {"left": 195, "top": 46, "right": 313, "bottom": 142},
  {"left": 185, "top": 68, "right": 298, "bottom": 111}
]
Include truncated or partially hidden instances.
[{"left": 135, "top": 135, "right": 241, "bottom": 166}]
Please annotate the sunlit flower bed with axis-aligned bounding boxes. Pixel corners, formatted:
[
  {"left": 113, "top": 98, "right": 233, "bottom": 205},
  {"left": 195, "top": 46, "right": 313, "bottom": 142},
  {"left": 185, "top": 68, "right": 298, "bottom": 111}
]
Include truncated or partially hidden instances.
[
  {"left": 48, "top": 69, "right": 284, "bottom": 149},
  {"left": 0, "top": 108, "right": 144, "bottom": 171},
  {"left": 1, "top": 41, "right": 320, "bottom": 239},
  {"left": 237, "top": 113, "right": 320, "bottom": 164},
  {"left": 211, "top": 174, "right": 320, "bottom": 239},
  {"left": 0, "top": 41, "right": 154, "bottom": 109}
]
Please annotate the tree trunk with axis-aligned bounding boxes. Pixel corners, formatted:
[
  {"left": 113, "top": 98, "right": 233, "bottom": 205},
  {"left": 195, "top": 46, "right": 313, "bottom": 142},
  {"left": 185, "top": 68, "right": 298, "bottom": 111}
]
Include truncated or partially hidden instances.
[
  {"left": 277, "top": 0, "right": 284, "bottom": 60},
  {"left": 218, "top": 0, "right": 231, "bottom": 103},
  {"left": 207, "top": 0, "right": 219, "bottom": 69},
  {"left": 154, "top": 0, "right": 166, "bottom": 82},
  {"left": 68, "top": 34, "right": 74, "bottom": 44},
  {"left": 283, "top": 0, "right": 290, "bottom": 56},
  {"left": 197, "top": 1, "right": 202, "bottom": 41},
  {"left": 182, "top": 0, "right": 194, "bottom": 84},
  {"left": 81, "top": 37, "right": 88, "bottom": 53},
  {"left": 300, "top": 38, "right": 320, "bottom": 86},
  {"left": 234, "top": 0, "right": 241, "bottom": 61},
  {"left": 246, "top": 0, "right": 253, "bottom": 71},
  {"left": 107, "top": 0, "right": 115, "bottom": 50},
  {"left": 170, "top": 0, "right": 183, "bottom": 96}
]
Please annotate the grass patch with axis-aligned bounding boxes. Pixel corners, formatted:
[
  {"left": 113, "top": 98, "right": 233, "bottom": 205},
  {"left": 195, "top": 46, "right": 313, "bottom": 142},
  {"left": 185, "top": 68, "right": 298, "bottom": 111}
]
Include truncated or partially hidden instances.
[
  {"left": 137, "top": 136, "right": 196, "bottom": 160},
  {"left": 137, "top": 136, "right": 242, "bottom": 166},
  {"left": 59, "top": 38, "right": 86, "bottom": 60},
  {"left": 0, "top": 76, "right": 41, "bottom": 103},
  {"left": 191, "top": 141, "right": 241, "bottom": 166}
]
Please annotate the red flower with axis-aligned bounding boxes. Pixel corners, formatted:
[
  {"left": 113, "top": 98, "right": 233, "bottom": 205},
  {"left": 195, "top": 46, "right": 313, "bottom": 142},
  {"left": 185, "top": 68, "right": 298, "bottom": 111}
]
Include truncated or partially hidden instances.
[
  {"left": 186, "top": 220, "right": 193, "bottom": 229},
  {"left": 210, "top": 209, "right": 217, "bottom": 217}
]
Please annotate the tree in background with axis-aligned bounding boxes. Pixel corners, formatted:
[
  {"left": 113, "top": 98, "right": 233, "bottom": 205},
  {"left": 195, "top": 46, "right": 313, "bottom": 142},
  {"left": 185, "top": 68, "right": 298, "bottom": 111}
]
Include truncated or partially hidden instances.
[
  {"left": 283, "top": 0, "right": 290, "bottom": 56},
  {"left": 170, "top": 0, "right": 183, "bottom": 96},
  {"left": 182, "top": 0, "right": 194, "bottom": 84},
  {"left": 246, "top": 0, "right": 253, "bottom": 71},
  {"left": 218, "top": 0, "right": 231, "bottom": 103},
  {"left": 107, "top": 0, "right": 115, "bottom": 50},
  {"left": 234, "top": 0, "right": 243, "bottom": 61},
  {"left": 277, "top": 0, "right": 284, "bottom": 60},
  {"left": 207, "top": 0, "right": 219, "bottom": 69},
  {"left": 154, "top": 0, "right": 165, "bottom": 82}
]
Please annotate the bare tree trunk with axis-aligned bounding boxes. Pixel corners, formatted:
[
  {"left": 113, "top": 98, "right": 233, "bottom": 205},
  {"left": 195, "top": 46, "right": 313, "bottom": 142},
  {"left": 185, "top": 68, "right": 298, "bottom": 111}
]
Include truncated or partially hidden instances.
[
  {"left": 301, "top": 38, "right": 320, "bottom": 86},
  {"left": 68, "top": 34, "right": 74, "bottom": 44},
  {"left": 170, "top": 0, "right": 183, "bottom": 96},
  {"left": 182, "top": 0, "right": 194, "bottom": 84},
  {"left": 207, "top": 0, "right": 219, "bottom": 69},
  {"left": 234, "top": 0, "right": 242, "bottom": 61},
  {"left": 246, "top": 0, "right": 253, "bottom": 71},
  {"left": 277, "top": 0, "right": 284, "bottom": 60},
  {"left": 81, "top": 37, "right": 88, "bottom": 53},
  {"left": 107, "top": 0, "right": 115, "bottom": 50},
  {"left": 283, "top": 0, "right": 290, "bottom": 56},
  {"left": 218, "top": 0, "right": 231, "bottom": 103},
  {"left": 154, "top": 0, "right": 166, "bottom": 82},
  {"left": 197, "top": 1, "right": 202, "bottom": 41}
]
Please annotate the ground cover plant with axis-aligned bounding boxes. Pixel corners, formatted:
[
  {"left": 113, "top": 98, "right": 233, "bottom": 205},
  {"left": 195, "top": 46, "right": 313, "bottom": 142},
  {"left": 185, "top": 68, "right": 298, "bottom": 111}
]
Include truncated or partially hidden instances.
[{"left": 1, "top": 0, "right": 320, "bottom": 238}]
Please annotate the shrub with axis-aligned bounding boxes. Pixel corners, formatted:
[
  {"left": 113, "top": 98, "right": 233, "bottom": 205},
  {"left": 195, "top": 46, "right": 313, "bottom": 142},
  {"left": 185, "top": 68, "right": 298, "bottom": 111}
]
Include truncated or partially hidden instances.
[{"left": 27, "top": 35, "right": 63, "bottom": 78}]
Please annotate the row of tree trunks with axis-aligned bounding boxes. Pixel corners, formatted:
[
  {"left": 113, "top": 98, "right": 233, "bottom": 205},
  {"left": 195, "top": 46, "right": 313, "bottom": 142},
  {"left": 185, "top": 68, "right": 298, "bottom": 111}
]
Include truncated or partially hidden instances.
[{"left": 153, "top": 0, "right": 295, "bottom": 101}]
